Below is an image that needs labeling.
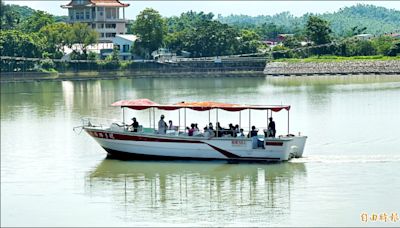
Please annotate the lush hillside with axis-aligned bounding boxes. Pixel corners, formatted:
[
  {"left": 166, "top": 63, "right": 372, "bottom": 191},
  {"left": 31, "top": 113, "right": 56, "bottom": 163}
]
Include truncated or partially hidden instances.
[
  {"left": 1, "top": 3, "right": 68, "bottom": 22},
  {"left": 321, "top": 4, "right": 400, "bottom": 36},
  {"left": 218, "top": 4, "right": 400, "bottom": 37}
]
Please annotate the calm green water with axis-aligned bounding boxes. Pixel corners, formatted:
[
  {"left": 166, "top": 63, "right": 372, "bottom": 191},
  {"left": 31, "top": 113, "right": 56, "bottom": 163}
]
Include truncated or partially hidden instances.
[{"left": 1, "top": 75, "right": 400, "bottom": 226}]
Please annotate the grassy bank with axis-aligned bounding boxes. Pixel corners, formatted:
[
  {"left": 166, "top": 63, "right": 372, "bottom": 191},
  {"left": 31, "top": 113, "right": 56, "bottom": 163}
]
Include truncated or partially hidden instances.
[{"left": 272, "top": 55, "right": 400, "bottom": 63}]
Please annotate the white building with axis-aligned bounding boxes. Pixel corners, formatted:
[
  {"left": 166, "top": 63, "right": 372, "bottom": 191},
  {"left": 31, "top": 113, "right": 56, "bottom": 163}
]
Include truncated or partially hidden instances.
[
  {"left": 61, "top": 0, "right": 130, "bottom": 42},
  {"left": 100, "top": 34, "right": 137, "bottom": 60}
]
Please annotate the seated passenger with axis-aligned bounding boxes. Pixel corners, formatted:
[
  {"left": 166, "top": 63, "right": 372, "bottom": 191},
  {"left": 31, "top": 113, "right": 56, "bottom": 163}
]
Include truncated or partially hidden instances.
[
  {"left": 208, "top": 122, "right": 214, "bottom": 130},
  {"left": 216, "top": 122, "right": 225, "bottom": 137},
  {"left": 247, "top": 126, "right": 258, "bottom": 138},
  {"left": 237, "top": 128, "right": 245, "bottom": 137}
]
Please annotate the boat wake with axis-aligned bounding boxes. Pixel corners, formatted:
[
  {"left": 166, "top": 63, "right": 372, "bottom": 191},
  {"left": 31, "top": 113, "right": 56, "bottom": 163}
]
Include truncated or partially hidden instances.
[{"left": 290, "top": 155, "right": 400, "bottom": 164}]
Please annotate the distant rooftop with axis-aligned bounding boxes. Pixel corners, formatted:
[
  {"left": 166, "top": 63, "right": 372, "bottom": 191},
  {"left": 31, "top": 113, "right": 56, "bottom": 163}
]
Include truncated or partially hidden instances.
[
  {"left": 115, "top": 34, "right": 137, "bottom": 42},
  {"left": 61, "top": 0, "right": 129, "bottom": 8}
]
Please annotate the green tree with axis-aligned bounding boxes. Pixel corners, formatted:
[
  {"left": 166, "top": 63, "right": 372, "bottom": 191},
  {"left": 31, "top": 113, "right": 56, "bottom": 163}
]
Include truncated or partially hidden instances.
[
  {"left": 132, "top": 8, "right": 165, "bottom": 58},
  {"left": 182, "top": 20, "right": 240, "bottom": 57},
  {"left": 20, "top": 10, "right": 55, "bottom": 33},
  {"left": 283, "top": 36, "right": 301, "bottom": 49},
  {"left": 255, "top": 23, "right": 284, "bottom": 40},
  {"left": 0, "top": 30, "right": 44, "bottom": 57},
  {"left": 68, "top": 23, "right": 98, "bottom": 58},
  {"left": 387, "top": 41, "right": 400, "bottom": 56},
  {"left": 305, "top": 16, "right": 332, "bottom": 45},
  {"left": 1, "top": 2, "right": 21, "bottom": 30},
  {"left": 237, "top": 30, "right": 263, "bottom": 54},
  {"left": 371, "top": 36, "right": 395, "bottom": 55},
  {"left": 39, "top": 23, "right": 72, "bottom": 58}
]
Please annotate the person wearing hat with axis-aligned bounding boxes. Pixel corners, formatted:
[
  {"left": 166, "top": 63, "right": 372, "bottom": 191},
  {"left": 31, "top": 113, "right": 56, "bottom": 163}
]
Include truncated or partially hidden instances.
[
  {"left": 268, "top": 117, "right": 276, "bottom": 137},
  {"left": 158, "top": 114, "right": 167, "bottom": 134},
  {"left": 129, "top": 117, "right": 139, "bottom": 132}
]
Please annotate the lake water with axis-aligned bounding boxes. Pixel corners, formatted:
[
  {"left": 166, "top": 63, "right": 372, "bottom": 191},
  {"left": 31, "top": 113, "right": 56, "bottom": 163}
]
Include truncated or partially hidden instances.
[{"left": 1, "top": 75, "right": 400, "bottom": 226}]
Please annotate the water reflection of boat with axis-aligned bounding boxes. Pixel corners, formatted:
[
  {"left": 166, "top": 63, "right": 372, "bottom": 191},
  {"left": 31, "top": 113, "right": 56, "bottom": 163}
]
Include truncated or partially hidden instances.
[
  {"left": 81, "top": 99, "right": 307, "bottom": 162},
  {"left": 89, "top": 159, "right": 307, "bottom": 180},
  {"left": 85, "top": 159, "right": 307, "bottom": 214}
]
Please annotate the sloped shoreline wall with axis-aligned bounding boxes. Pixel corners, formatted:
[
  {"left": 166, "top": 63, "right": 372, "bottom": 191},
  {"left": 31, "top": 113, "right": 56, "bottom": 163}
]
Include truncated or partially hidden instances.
[{"left": 264, "top": 60, "right": 400, "bottom": 75}]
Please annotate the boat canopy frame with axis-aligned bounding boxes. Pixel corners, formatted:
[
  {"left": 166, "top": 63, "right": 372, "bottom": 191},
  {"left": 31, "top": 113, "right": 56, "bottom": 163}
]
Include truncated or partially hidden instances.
[{"left": 112, "top": 99, "right": 291, "bottom": 135}]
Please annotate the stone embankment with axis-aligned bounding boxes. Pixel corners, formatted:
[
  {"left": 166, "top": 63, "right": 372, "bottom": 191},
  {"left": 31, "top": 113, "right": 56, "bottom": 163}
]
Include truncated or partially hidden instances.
[{"left": 264, "top": 60, "right": 400, "bottom": 76}]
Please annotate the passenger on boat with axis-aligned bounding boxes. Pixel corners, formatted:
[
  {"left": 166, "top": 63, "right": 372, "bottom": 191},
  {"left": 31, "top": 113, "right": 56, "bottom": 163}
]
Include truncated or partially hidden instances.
[
  {"left": 228, "top": 123, "right": 235, "bottom": 137},
  {"left": 248, "top": 126, "right": 258, "bottom": 138},
  {"left": 168, "top": 120, "right": 178, "bottom": 131},
  {"left": 158, "top": 115, "right": 167, "bottom": 134},
  {"left": 248, "top": 126, "right": 259, "bottom": 149},
  {"left": 268, "top": 117, "right": 276, "bottom": 137},
  {"left": 129, "top": 117, "right": 139, "bottom": 132},
  {"left": 216, "top": 122, "right": 224, "bottom": 137},
  {"left": 187, "top": 124, "right": 195, "bottom": 136},
  {"left": 193, "top": 123, "right": 200, "bottom": 135},
  {"left": 237, "top": 128, "right": 245, "bottom": 137},
  {"left": 234, "top": 124, "right": 240, "bottom": 136}
]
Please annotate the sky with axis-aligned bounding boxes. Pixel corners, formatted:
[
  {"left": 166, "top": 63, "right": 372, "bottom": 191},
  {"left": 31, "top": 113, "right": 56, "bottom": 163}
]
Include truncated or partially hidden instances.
[{"left": 6, "top": 0, "right": 400, "bottom": 19}]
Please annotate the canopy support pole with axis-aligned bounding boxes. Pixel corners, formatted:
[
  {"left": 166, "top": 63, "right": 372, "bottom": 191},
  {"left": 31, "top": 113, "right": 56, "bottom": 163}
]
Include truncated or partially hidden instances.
[
  {"left": 216, "top": 108, "right": 219, "bottom": 137},
  {"left": 184, "top": 108, "right": 186, "bottom": 133},
  {"left": 208, "top": 110, "right": 210, "bottom": 126},
  {"left": 149, "top": 108, "right": 151, "bottom": 129},
  {"left": 239, "top": 111, "right": 241, "bottom": 129},
  {"left": 248, "top": 109, "right": 251, "bottom": 133},
  {"left": 122, "top": 107, "right": 125, "bottom": 124},
  {"left": 178, "top": 109, "right": 181, "bottom": 133},
  {"left": 267, "top": 109, "right": 269, "bottom": 131},
  {"left": 153, "top": 107, "right": 155, "bottom": 130},
  {"left": 287, "top": 109, "right": 290, "bottom": 135}
]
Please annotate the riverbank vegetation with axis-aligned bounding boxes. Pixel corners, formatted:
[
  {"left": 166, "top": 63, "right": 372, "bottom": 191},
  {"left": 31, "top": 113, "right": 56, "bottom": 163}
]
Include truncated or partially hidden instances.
[{"left": 1, "top": 2, "right": 399, "bottom": 73}]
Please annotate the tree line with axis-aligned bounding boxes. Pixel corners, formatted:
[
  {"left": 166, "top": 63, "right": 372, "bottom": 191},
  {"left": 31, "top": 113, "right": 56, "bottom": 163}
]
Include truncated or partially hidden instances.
[{"left": 1, "top": 2, "right": 399, "bottom": 66}]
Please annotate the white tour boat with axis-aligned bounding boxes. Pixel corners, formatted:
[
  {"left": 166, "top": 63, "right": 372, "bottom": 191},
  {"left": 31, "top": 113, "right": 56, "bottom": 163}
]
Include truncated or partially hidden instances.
[{"left": 79, "top": 99, "right": 307, "bottom": 162}]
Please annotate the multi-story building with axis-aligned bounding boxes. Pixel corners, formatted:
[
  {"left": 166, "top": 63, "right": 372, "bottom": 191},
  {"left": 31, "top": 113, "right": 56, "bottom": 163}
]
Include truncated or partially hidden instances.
[{"left": 61, "top": 0, "right": 130, "bottom": 42}]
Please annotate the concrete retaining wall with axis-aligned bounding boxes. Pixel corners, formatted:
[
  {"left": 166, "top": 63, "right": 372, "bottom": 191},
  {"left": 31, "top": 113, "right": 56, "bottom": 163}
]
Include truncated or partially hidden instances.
[{"left": 264, "top": 60, "right": 400, "bottom": 76}]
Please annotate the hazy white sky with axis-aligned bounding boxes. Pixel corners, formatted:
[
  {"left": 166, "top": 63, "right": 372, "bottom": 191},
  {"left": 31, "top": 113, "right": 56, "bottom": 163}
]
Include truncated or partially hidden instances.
[{"left": 6, "top": 1, "right": 400, "bottom": 19}]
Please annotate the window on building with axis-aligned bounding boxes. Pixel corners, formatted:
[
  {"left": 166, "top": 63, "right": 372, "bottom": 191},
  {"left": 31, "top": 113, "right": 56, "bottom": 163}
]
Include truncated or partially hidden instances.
[
  {"left": 92, "top": 23, "right": 96, "bottom": 29},
  {"left": 79, "top": 12, "right": 84, "bottom": 20},
  {"left": 106, "top": 33, "right": 116, "bottom": 38},
  {"left": 106, "top": 8, "right": 112, "bottom": 19},
  {"left": 115, "top": 45, "right": 120, "bottom": 50},
  {"left": 86, "top": 11, "right": 90, "bottom": 19},
  {"left": 76, "top": 12, "right": 80, "bottom": 20},
  {"left": 123, "top": 45, "right": 129, "bottom": 53},
  {"left": 101, "top": 33, "right": 105, "bottom": 38},
  {"left": 105, "top": 24, "right": 116, "bottom": 29},
  {"left": 98, "top": 23, "right": 104, "bottom": 29}
]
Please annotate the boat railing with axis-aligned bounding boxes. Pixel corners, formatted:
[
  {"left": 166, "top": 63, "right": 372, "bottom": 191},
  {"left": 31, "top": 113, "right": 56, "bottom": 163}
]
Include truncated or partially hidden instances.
[
  {"left": 80, "top": 118, "right": 290, "bottom": 138},
  {"left": 81, "top": 117, "right": 121, "bottom": 130}
]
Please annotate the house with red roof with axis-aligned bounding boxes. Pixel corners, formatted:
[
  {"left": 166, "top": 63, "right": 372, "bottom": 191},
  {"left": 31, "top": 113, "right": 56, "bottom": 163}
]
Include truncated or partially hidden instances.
[{"left": 61, "top": 0, "right": 130, "bottom": 42}]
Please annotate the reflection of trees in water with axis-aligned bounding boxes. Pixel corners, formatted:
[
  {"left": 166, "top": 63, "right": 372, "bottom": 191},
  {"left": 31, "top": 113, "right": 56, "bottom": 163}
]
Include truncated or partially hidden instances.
[
  {"left": 264, "top": 75, "right": 400, "bottom": 108},
  {"left": 85, "top": 159, "right": 306, "bottom": 224},
  {"left": 1, "top": 77, "right": 267, "bottom": 120}
]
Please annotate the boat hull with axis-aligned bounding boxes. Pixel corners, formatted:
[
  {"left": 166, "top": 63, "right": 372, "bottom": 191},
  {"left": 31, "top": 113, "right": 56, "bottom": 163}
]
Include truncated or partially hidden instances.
[{"left": 84, "top": 128, "right": 307, "bottom": 162}]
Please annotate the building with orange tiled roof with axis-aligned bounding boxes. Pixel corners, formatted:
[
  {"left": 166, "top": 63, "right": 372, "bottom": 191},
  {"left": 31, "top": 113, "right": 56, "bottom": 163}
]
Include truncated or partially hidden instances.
[{"left": 61, "top": 0, "right": 130, "bottom": 42}]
